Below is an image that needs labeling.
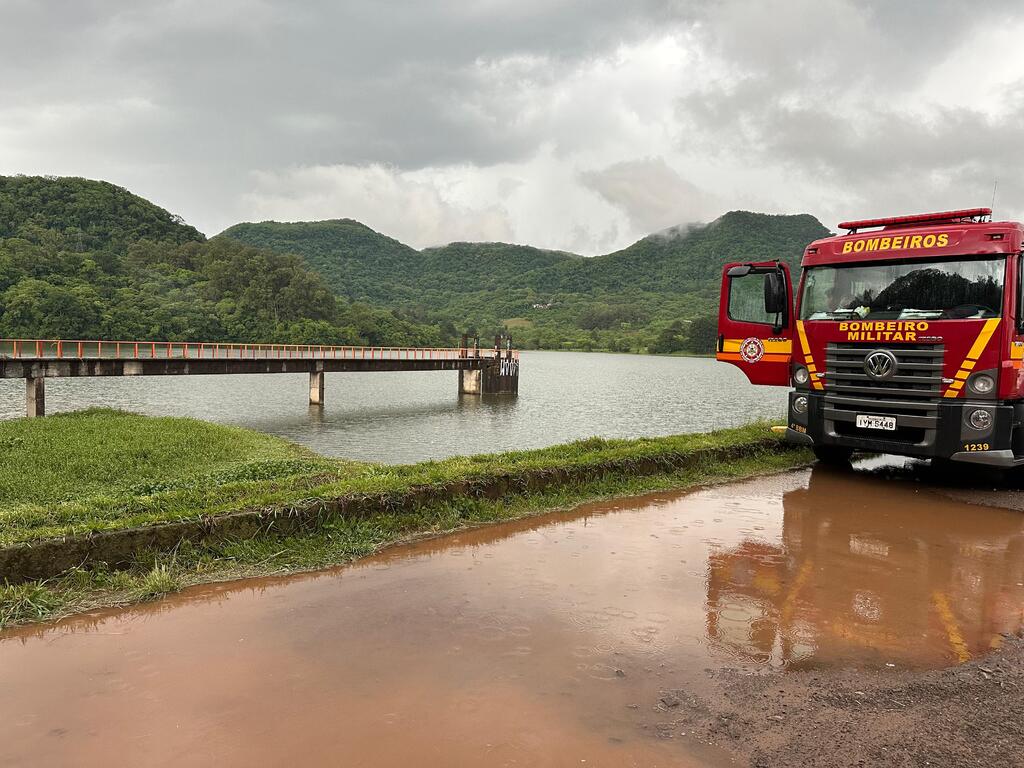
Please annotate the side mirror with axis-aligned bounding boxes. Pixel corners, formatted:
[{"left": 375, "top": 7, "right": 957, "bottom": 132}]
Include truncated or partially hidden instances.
[{"left": 763, "top": 271, "right": 787, "bottom": 315}]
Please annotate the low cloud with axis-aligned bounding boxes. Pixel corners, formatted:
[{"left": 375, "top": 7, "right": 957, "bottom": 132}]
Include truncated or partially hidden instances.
[
  {"left": 241, "top": 164, "right": 515, "bottom": 248},
  {"left": 580, "top": 158, "right": 717, "bottom": 234}
]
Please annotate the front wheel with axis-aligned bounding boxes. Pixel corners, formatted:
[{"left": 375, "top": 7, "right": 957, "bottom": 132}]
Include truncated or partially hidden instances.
[{"left": 813, "top": 445, "right": 854, "bottom": 465}]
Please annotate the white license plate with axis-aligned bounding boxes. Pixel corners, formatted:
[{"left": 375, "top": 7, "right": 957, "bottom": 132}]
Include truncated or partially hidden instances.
[{"left": 856, "top": 415, "right": 896, "bottom": 431}]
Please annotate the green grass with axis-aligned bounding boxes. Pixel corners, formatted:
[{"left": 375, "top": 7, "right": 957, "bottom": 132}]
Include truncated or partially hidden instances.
[
  {"left": 0, "top": 410, "right": 812, "bottom": 626},
  {"left": 0, "top": 408, "right": 326, "bottom": 506},
  {"left": 0, "top": 412, "right": 790, "bottom": 548},
  {"left": 0, "top": 446, "right": 808, "bottom": 627}
]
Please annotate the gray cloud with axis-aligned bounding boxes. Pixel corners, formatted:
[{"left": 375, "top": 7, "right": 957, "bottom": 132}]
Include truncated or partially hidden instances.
[
  {"left": 0, "top": 0, "right": 1022, "bottom": 249},
  {"left": 580, "top": 158, "right": 716, "bottom": 233}
]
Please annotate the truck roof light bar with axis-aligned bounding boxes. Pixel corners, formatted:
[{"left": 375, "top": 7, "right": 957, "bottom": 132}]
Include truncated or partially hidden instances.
[{"left": 839, "top": 208, "right": 992, "bottom": 233}]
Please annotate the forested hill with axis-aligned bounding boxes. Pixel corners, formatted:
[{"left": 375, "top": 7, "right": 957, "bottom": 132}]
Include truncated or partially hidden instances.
[
  {"left": 220, "top": 211, "right": 830, "bottom": 353},
  {"left": 0, "top": 174, "right": 828, "bottom": 354},
  {"left": 0, "top": 177, "right": 448, "bottom": 346},
  {"left": 587, "top": 212, "right": 826, "bottom": 292},
  {"left": 0, "top": 176, "right": 204, "bottom": 250}
]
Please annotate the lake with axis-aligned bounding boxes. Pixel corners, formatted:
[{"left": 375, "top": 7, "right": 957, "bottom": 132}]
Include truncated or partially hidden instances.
[{"left": 0, "top": 351, "right": 787, "bottom": 463}]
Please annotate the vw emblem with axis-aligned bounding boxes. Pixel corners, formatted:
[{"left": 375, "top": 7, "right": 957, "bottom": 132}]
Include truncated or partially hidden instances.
[{"left": 864, "top": 349, "right": 897, "bottom": 380}]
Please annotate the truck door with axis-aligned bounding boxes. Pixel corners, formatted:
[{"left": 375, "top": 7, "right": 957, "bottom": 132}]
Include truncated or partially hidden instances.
[{"left": 717, "top": 261, "right": 794, "bottom": 386}]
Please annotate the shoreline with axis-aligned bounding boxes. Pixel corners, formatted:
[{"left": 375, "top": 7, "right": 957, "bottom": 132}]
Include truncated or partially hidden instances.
[{"left": 0, "top": 411, "right": 809, "bottom": 627}]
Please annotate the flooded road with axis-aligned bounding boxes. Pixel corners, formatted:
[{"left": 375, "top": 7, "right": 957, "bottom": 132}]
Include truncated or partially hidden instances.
[{"left": 2, "top": 460, "right": 1023, "bottom": 767}]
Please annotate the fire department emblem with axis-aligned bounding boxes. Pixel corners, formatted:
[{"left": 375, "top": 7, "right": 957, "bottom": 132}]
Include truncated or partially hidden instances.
[{"left": 739, "top": 337, "right": 765, "bottom": 363}]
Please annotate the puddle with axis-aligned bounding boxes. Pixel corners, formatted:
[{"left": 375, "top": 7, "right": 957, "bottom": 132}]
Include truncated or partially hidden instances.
[{"left": 2, "top": 460, "right": 1023, "bottom": 766}]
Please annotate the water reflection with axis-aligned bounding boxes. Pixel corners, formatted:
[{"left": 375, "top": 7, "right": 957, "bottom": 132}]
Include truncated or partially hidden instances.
[{"left": 705, "top": 466, "right": 1024, "bottom": 668}]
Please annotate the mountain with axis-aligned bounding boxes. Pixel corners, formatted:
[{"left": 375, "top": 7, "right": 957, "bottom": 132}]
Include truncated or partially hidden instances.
[
  {"left": 0, "top": 177, "right": 446, "bottom": 346},
  {"left": 588, "top": 212, "right": 826, "bottom": 291},
  {"left": 219, "top": 219, "right": 419, "bottom": 303},
  {"left": 0, "top": 176, "right": 204, "bottom": 251},
  {"left": 219, "top": 211, "right": 830, "bottom": 353},
  {"left": 0, "top": 174, "right": 829, "bottom": 354}
]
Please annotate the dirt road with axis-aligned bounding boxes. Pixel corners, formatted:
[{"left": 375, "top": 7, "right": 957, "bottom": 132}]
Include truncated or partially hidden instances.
[{"left": 1, "top": 458, "right": 1021, "bottom": 766}]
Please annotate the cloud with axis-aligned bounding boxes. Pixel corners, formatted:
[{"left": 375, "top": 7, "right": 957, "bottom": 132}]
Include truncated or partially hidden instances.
[
  {"left": 1, "top": 0, "right": 1023, "bottom": 252},
  {"left": 580, "top": 158, "right": 717, "bottom": 233},
  {"left": 242, "top": 164, "right": 515, "bottom": 248}
]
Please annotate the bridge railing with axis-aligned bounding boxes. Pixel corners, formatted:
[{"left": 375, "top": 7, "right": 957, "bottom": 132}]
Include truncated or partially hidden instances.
[{"left": 0, "top": 339, "right": 519, "bottom": 362}]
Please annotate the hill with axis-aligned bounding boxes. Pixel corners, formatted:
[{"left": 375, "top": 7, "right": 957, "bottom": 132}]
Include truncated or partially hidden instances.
[
  {"left": 0, "top": 177, "right": 447, "bottom": 346},
  {"left": 219, "top": 219, "right": 420, "bottom": 303},
  {"left": 589, "top": 212, "right": 825, "bottom": 291},
  {"left": 219, "top": 211, "right": 830, "bottom": 353},
  {"left": 0, "top": 176, "right": 204, "bottom": 251}
]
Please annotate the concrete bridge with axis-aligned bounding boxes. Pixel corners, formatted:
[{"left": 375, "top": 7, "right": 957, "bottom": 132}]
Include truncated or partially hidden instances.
[{"left": 0, "top": 338, "right": 520, "bottom": 417}]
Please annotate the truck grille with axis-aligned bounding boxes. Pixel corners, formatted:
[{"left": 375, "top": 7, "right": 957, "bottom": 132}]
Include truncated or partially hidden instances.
[{"left": 823, "top": 343, "right": 944, "bottom": 443}]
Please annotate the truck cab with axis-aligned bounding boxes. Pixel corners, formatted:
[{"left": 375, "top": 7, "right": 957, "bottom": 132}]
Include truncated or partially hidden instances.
[{"left": 717, "top": 208, "right": 1024, "bottom": 467}]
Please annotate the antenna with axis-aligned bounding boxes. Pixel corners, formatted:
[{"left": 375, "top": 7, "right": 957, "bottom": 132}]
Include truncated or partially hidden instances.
[{"left": 991, "top": 179, "right": 998, "bottom": 211}]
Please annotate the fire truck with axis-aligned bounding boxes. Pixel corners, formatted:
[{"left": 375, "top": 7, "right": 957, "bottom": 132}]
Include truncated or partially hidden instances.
[{"left": 717, "top": 208, "right": 1024, "bottom": 466}]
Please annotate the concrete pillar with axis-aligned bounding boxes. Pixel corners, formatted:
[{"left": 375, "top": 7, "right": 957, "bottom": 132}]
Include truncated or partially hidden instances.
[
  {"left": 309, "top": 371, "right": 324, "bottom": 406},
  {"left": 459, "top": 368, "right": 481, "bottom": 395},
  {"left": 26, "top": 377, "right": 45, "bottom": 418},
  {"left": 481, "top": 359, "right": 520, "bottom": 396}
]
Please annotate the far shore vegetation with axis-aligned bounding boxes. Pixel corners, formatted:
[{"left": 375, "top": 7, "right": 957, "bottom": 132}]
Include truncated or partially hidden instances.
[
  {"left": 1, "top": 175, "right": 829, "bottom": 356},
  {"left": 0, "top": 410, "right": 810, "bottom": 628}
]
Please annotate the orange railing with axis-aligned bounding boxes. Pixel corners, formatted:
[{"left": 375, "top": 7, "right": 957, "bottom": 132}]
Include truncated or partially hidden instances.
[{"left": 0, "top": 339, "right": 519, "bottom": 362}]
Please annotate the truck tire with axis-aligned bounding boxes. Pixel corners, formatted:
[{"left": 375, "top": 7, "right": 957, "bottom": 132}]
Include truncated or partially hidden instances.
[{"left": 813, "top": 445, "right": 854, "bottom": 465}]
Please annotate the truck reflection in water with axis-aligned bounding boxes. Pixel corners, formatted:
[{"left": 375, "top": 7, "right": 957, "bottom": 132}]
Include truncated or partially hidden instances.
[{"left": 705, "top": 465, "right": 1024, "bottom": 668}]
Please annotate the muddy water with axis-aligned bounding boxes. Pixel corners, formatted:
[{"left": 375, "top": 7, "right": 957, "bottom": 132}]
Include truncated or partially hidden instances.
[{"left": 2, "top": 462, "right": 1024, "bottom": 767}]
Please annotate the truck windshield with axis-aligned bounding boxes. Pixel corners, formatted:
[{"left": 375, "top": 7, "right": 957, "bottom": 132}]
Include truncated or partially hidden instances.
[{"left": 800, "top": 256, "right": 1005, "bottom": 321}]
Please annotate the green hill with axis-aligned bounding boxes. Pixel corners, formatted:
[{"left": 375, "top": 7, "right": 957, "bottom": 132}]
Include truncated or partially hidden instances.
[
  {"left": 589, "top": 212, "right": 826, "bottom": 291},
  {"left": 219, "top": 219, "right": 420, "bottom": 303},
  {"left": 0, "top": 176, "right": 204, "bottom": 251},
  {"left": 219, "top": 210, "right": 830, "bottom": 353},
  {"left": 0, "top": 177, "right": 446, "bottom": 346}
]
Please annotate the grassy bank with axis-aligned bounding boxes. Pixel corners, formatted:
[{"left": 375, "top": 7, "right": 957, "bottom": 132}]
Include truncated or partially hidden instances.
[
  {"left": 0, "top": 410, "right": 811, "bottom": 627},
  {"left": 0, "top": 409, "right": 330, "bottom": 507}
]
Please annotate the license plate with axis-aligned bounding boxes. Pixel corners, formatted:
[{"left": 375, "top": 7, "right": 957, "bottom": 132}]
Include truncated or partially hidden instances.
[{"left": 856, "top": 415, "right": 896, "bottom": 431}]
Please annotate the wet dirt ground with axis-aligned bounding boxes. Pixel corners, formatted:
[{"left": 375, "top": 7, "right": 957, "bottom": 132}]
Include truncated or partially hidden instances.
[{"left": 2, "top": 457, "right": 1023, "bottom": 767}]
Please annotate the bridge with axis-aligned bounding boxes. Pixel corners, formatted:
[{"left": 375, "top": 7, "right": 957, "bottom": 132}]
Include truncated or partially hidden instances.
[{"left": 0, "top": 338, "right": 520, "bottom": 417}]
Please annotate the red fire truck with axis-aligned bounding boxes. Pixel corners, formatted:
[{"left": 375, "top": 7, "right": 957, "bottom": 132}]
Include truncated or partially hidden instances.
[{"left": 717, "top": 208, "right": 1024, "bottom": 466}]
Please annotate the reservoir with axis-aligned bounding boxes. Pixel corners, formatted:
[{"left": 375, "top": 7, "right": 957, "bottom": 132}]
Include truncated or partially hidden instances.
[{"left": 0, "top": 351, "right": 787, "bottom": 463}]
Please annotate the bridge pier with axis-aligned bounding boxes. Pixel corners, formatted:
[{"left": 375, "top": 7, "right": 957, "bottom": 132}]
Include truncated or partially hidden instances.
[
  {"left": 481, "top": 357, "right": 519, "bottom": 395},
  {"left": 26, "top": 377, "right": 45, "bottom": 418},
  {"left": 309, "top": 371, "right": 324, "bottom": 406},
  {"left": 458, "top": 369, "right": 481, "bottom": 395},
  {"left": 459, "top": 361, "right": 519, "bottom": 396}
]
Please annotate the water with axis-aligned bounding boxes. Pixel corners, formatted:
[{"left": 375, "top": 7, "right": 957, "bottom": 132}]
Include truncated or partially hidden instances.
[
  {"left": 0, "top": 351, "right": 787, "bottom": 463},
  {"left": 4, "top": 460, "right": 1022, "bottom": 767}
]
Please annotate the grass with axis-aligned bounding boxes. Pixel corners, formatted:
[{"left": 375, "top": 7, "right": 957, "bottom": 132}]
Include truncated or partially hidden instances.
[
  {"left": 0, "top": 408, "right": 328, "bottom": 506},
  {"left": 502, "top": 317, "right": 535, "bottom": 329},
  {"left": 0, "top": 411, "right": 790, "bottom": 548},
  {"left": 0, "top": 409, "right": 812, "bottom": 627}
]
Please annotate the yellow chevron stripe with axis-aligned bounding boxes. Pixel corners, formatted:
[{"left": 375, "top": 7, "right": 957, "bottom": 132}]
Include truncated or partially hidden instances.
[
  {"left": 943, "top": 319, "right": 1000, "bottom": 398},
  {"left": 965, "top": 318, "right": 1001, "bottom": 362},
  {"left": 796, "top": 321, "right": 824, "bottom": 390}
]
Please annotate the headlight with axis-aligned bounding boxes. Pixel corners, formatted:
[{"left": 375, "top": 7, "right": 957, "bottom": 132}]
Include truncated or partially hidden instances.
[
  {"left": 968, "top": 373, "right": 995, "bottom": 395},
  {"left": 793, "top": 395, "right": 809, "bottom": 414},
  {"left": 793, "top": 366, "right": 810, "bottom": 385},
  {"left": 968, "top": 408, "right": 993, "bottom": 430}
]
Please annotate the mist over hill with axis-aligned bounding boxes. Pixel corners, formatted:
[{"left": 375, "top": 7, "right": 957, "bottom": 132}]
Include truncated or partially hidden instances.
[
  {"left": 221, "top": 211, "right": 829, "bottom": 353},
  {"left": 0, "top": 174, "right": 828, "bottom": 353}
]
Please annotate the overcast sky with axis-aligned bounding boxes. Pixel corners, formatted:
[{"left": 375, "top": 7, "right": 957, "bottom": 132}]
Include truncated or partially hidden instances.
[{"left": 2, "top": 0, "right": 1023, "bottom": 254}]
